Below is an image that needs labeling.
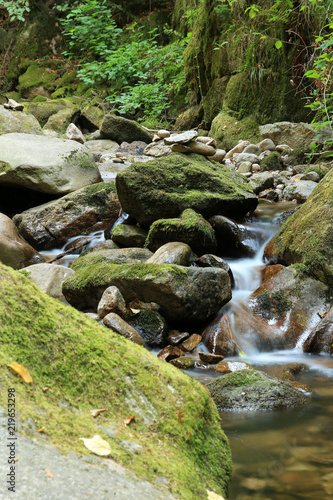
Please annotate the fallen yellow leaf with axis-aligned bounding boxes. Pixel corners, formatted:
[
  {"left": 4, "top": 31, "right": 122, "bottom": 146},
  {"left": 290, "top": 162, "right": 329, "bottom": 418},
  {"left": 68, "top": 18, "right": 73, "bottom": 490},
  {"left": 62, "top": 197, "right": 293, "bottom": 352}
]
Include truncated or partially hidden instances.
[
  {"left": 91, "top": 408, "right": 107, "bottom": 417},
  {"left": 207, "top": 491, "right": 225, "bottom": 500},
  {"left": 80, "top": 435, "right": 111, "bottom": 456},
  {"left": 46, "top": 468, "right": 54, "bottom": 479},
  {"left": 295, "top": 177, "right": 300, "bottom": 181},
  {"left": 37, "top": 427, "right": 45, "bottom": 433},
  {"left": 124, "top": 415, "right": 135, "bottom": 426},
  {"left": 8, "top": 363, "right": 33, "bottom": 383}
]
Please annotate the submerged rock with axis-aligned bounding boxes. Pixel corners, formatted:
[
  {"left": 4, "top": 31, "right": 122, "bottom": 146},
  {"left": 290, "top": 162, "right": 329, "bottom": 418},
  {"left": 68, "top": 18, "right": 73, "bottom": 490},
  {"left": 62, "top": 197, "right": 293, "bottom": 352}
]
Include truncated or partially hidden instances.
[
  {"left": 62, "top": 262, "right": 232, "bottom": 323},
  {"left": 0, "top": 133, "right": 101, "bottom": 195},
  {"left": 207, "top": 368, "right": 310, "bottom": 411},
  {"left": 116, "top": 153, "right": 258, "bottom": 225}
]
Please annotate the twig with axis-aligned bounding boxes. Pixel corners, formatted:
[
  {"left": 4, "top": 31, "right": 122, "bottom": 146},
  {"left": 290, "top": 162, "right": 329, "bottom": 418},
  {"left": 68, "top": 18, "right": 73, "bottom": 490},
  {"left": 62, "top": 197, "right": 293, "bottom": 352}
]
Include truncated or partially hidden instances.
[
  {"left": 47, "top": 237, "right": 95, "bottom": 263},
  {"left": 224, "top": 315, "right": 247, "bottom": 356}
]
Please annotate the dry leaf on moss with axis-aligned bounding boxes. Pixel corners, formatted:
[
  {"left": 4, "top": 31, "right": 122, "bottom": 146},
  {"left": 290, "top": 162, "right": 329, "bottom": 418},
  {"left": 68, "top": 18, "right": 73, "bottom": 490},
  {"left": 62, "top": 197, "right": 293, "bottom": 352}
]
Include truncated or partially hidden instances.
[
  {"left": 80, "top": 435, "right": 111, "bottom": 456},
  {"left": 37, "top": 427, "right": 45, "bottom": 433},
  {"left": 8, "top": 363, "right": 33, "bottom": 383},
  {"left": 91, "top": 408, "right": 107, "bottom": 417},
  {"left": 124, "top": 415, "right": 135, "bottom": 426},
  {"left": 207, "top": 491, "right": 225, "bottom": 500},
  {"left": 46, "top": 468, "right": 54, "bottom": 479}
]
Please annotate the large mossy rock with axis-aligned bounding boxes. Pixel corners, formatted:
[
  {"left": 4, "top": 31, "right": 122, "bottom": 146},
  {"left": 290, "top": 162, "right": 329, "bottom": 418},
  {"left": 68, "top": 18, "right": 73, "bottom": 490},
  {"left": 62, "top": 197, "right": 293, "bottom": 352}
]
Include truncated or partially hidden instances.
[
  {"left": 116, "top": 153, "right": 258, "bottom": 225},
  {"left": 207, "top": 368, "right": 309, "bottom": 411},
  {"left": 100, "top": 114, "right": 153, "bottom": 144},
  {"left": 264, "top": 169, "right": 333, "bottom": 290},
  {"left": 24, "top": 99, "right": 78, "bottom": 128},
  {"left": 209, "top": 112, "right": 261, "bottom": 151},
  {"left": 145, "top": 209, "right": 216, "bottom": 255},
  {"left": 13, "top": 182, "right": 120, "bottom": 250},
  {"left": 0, "top": 262, "right": 232, "bottom": 499},
  {"left": 62, "top": 261, "right": 231, "bottom": 322},
  {"left": 0, "top": 133, "right": 101, "bottom": 195},
  {"left": 0, "top": 106, "right": 42, "bottom": 135}
]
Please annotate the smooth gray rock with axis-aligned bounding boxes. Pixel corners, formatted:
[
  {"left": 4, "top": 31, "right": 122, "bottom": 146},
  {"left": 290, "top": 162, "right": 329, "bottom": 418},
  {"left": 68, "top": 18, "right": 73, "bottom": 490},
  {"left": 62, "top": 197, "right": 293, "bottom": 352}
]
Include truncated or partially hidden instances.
[
  {"left": 0, "top": 133, "right": 101, "bottom": 194},
  {"left": 100, "top": 114, "right": 153, "bottom": 144},
  {"left": 283, "top": 180, "right": 318, "bottom": 203},
  {"left": 97, "top": 285, "right": 126, "bottom": 319},
  {"left": 21, "top": 263, "right": 74, "bottom": 301},
  {"left": 164, "top": 130, "right": 197, "bottom": 144},
  {"left": 0, "top": 105, "right": 42, "bottom": 135},
  {"left": 146, "top": 242, "right": 192, "bottom": 266},
  {"left": 103, "top": 312, "right": 145, "bottom": 345}
]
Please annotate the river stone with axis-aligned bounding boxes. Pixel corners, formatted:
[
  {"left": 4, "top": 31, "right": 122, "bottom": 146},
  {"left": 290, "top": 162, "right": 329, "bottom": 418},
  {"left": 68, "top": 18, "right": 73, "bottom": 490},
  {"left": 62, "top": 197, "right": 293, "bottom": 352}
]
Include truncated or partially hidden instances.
[
  {"left": 197, "top": 136, "right": 217, "bottom": 147},
  {"left": 116, "top": 153, "right": 258, "bottom": 225},
  {"left": 103, "top": 312, "right": 144, "bottom": 345},
  {"left": 198, "top": 352, "right": 224, "bottom": 364},
  {"left": 237, "top": 161, "right": 252, "bottom": 174},
  {"left": 145, "top": 209, "right": 216, "bottom": 255},
  {"left": 146, "top": 242, "right": 192, "bottom": 266},
  {"left": 21, "top": 263, "right": 74, "bottom": 301},
  {"left": 225, "top": 140, "right": 250, "bottom": 159},
  {"left": 0, "top": 213, "right": 45, "bottom": 269},
  {"left": 0, "top": 133, "right": 101, "bottom": 195},
  {"left": 66, "top": 123, "right": 85, "bottom": 144},
  {"left": 283, "top": 180, "right": 317, "bottom": 203},
  {"left": 302, "top": 171, "right": 320, "bottom": 182},
  {"left": 195, "top": 254, "right": 234, "bottom": 286},
  {"left": 144, "top": 141, "right": 172, "bottom": 157},
  {"left": 303, "top": 306, "right": 333, "bottom": 355},
  {"left": 0, "top": 105, "right": 42, "bottom": 135},
  {"left": 62, "top": 263, "right": 232, "bottom": 323},
  {"left": 249, "top": 172, "right": 275, "bottom": 194},
  {"left": 100, "top": 114, "right": 153, "bottom": 144},
  {"left": 97, "top": 285, "right": 126, "bottom": 319},
  {"left": 157, "top": 129, "right": 170, "bottom": 138},
  {"left": 111, "top": 224, "right": 148, "bottom": 248},
  {"left": 167, "top": 331, "right": 190, "bottom": 345},
  {"left": 169, "top": 357, "right": 195, "bottom": 370},
  {"left": 249, "top": 266, "right": 330, "bottom": 348},
  {"left": 180, "top": 334, "right": 202, "bottom": 352},
  {"left": 164, "top": 130, "right": 198, "bottom": 144},
  {"left": 210, "top": 149, "right": 226, "bottom": 162},
  {"left": 214, "top": 360, "right": 252, "bottom": 374},
  {"left": 187, "top": 140, "right": 216, "bottom": 156},
  {"left": 233, "top": 152, "right": 260, "bottom": 166},
  {"left": 243, "top": 144, "right": 260, "bottom": 155},
  {"left": 207, "top": 368, "right": 309, "bottom": 411},
  {"left": 171, "top": 144, "right": 192, "bottom": 153},
  {"left": 157, "top": 345, "right": 184, "bottom": 361},
  {"left": 80, "top": 104, "right": 105, "bottom": 130},
  {"left": 85, "top": 139, "right": 119, "bottom": 157},
  {"left": 259, "top": 121, "right": 333, "bottom": 149},
  {"left": 43, "top": 107, "right": 81, "bottom": 136},
  {"left": 126, "top": 310, "right": 168, "bottom": 347},
  {"left": 257, "top": 138, "right": 276, "bottom": 152},
  {"left": 13, "top": 183, "right": 120, "bottom": 250}
]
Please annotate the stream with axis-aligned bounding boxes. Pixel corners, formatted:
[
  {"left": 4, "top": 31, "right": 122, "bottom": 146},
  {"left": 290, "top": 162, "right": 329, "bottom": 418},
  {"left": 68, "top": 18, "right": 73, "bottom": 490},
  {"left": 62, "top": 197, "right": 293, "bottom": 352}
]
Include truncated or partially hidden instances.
[{"left": 41, "top": 200, "right": 333, "bottom": 499}]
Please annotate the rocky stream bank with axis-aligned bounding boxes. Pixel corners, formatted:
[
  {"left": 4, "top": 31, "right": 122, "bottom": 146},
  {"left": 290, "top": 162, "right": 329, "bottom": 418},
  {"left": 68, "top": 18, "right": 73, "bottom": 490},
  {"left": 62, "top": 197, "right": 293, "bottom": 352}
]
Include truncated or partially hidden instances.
[{"left": 1, "top": 102, "right": 333, "bottom": 499}]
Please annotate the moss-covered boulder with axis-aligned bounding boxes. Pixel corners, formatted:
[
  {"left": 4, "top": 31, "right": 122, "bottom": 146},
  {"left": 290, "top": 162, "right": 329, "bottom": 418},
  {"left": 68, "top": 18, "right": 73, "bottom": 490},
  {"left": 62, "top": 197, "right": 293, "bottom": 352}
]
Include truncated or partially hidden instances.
[
  {"left": 116, "top": 153, "right": 258, "bottom": 225},
  {"left": 0, "top": 262, "right": 232, "bottom": 499},
  {"left": 209, "top": 112, "right": 261, "bottom": 151},
  {"left": 263, "top": 168, "right": 333, "bottom": 290},
  {"left": 147, "top": 242, "right": 192, "bottom": 266},
  {"left": 24, "top": 99, "right": 78, "bottom": 128},
  {"left": 17, "top": 61, "right": 59, "bottom": 98},
  {"left": 207, "top": 368, "right": 309, "bottom": 411},
  {"left": 145, "top": 209, "right": 216, "bottom": 255},
  {"left": 0, "top": 133, "right": 101, "bottom": 195},
  {"left": 62, "top": 262, "right": 231, "bottom": 323},
  {"left": 112, "top": 224, "right": 148, "bottom": 248},
  {"left": 100, "top": 114, "right": 153, "bottom": 144},
  {"left": 0, "top": 105, "right": 42, "bottom": 135},
  {"left": 260, "top": 151, "right": 282, "bottom": 172},
  {"left": 13, "top": 182, "right": 120, "bottom": 250}
]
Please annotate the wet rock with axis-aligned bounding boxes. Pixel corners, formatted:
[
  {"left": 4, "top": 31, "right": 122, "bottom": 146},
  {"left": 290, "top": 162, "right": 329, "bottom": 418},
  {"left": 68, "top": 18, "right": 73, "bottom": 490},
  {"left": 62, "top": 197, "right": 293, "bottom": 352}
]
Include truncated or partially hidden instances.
[
  {"left": 195, "top": 254, "right": 234, "bottom": 286},
  {"left": 187, "top": 140, "right": 216, "bottom": 156},
  {"left": 81, "top": 240, "right": 119, "bottom": 256},
  {"left": 164, "top": 130, "right": 198, "bottom": 144},
  {"left": 63, "top": 263, "right": 232, "bottom": 323},
  {"left": 126, "top": 310, "right": 168, "bottom": 347},
  {"left": 167, "top": 331, "right": 190, "bottom": 346},
  {"left": 100, "top": 114, "right": 153, "bottom": 144},
  {"left": 0, "top": 105, "right": 42, "bottom": 135},
  {"left": 169, "top": 356, "right": 195, "bottom": 369},
  {"left": 214, "top": 360, "right": 253, "bottom": 374},
  {"left": 0, "top": 213, "right": 45, "bottom": 269},
  {"left": 146, "top": 209, "right": 216, "bottom": 255},
  {"left": 157, "top": 345, "right": 183, "bottom": 361},
  {"left": 207, "top": 368, "right": 310, "bottom": 410},
  {"left": 128, "top": 299, "right": 160, "bottom": 311},
  {"left": 97, "top": 286, "right": 126, "bottom": 319},
  {"left": 0, "top": 133, "right": 101, "bottom": 195},
  {"left": 198, "top": 352, "right": 224, "bottom": 364},
  {"left": 283, "top": 180, "right": 317, "bottom": 203},
  {"left": 13, "top": 183, "right": 120, "bottom": 250},
  {"left": 111, "top": 224, "right": 147, "bottom": 248},
  {"left": 265, "top": 362, "right": 308, "bottom": 381},
  {"left": 102, "top": 312, "right": 144, "bottom": 345},
  {"left": 115, "top": 153, "right": 258, "bottom": 225},
  {"left": 209, "top": 215, "right": 264, "bottom": 257},
  {"left": 249, "top": 266, "right": 330, "bottom": 348},
  {"left": 21, "top": 263, "right": 74, "bottom": 301},
  {"left": 303, "top": 306, "right": 333, "bottom": 355},
  {"left": 146, "top": 242, "right": 192, "bottom": 266},
  {"left": 66, "top": 123, "right": 85, "bottom": 144},
  {"left": 180, "top": 334, "right": 202, "bottom": 352}
]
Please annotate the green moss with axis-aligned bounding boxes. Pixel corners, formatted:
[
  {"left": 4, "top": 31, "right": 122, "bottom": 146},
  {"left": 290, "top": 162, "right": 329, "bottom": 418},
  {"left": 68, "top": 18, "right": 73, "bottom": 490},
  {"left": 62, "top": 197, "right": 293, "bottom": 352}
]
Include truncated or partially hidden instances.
[
  {"left": 210, "top": 112, "right": 261, "bottom": 150},
  {"left": 260, "top": 152, "right": 282, "bottom": 172},
  {"left": 17, "top": 62, "right": 58, "bottom": 96},
  {"left": 0, "top": 161, "right": 12, "bottom": 174},
  {"left": 0, "top": 262, "right": 232, "bottom": 499},
  {"left": 24, "top": 99, "right": 77, "bottom": 127}
]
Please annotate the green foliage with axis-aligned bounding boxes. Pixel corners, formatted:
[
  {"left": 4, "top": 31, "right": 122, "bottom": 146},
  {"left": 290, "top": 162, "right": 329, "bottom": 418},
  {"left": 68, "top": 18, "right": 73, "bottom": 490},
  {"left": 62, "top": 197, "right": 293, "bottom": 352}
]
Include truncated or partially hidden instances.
[{"left": 1, "top": 0, "right": 30, "bottom": 21}]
